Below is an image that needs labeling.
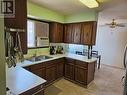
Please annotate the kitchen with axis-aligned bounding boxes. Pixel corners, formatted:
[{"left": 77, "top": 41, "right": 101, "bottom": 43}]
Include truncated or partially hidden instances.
[{"left": 0, "top": 0, "right": 127, "bottom": 95}]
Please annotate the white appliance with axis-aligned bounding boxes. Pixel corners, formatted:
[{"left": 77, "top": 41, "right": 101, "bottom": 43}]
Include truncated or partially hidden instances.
[
  {"left": 123, "top": 44, "right": 127, "bottom": 95},
  {"left": 37, "top": 37, "right": 49, "bottom": 47}
]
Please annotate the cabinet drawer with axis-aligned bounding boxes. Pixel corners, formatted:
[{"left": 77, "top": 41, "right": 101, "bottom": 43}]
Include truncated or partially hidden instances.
[
  {"left": 65, "top": 58, "right": 75, "bottom": 65},
  {"left": 20, "top": 84, "right": 44, "bottom": 95},
  {"left": 30, "top": 63, "right": 45, "bottom": 70},
  {"left": 75, "top": 60, "right": 87, "bottom": 68},
  {"left": 45, "top": 60, "right": 56, "bottom": 68}
]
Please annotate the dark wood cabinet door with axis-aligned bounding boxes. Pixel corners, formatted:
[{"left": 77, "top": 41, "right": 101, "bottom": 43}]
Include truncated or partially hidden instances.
[
  {"left": 64, "top": 24, "right": 73, "bottom": 43},
  {"left": 49, "top": 22, "right": 63, "bottom": 43},
  {"left": 72, "top": 23, "right": 81, "bottom": 44},
  {"left": 81, "top": 22, "right": 97, "bottom": 45},
  {"left": 4, "top": 0, "right": 27, "bottom": 54},
  {"left": 31, "top": 69, "right": 43, "bottom": 78},
  {"left": 91, "top": 22, "right": 97, "bottom": 45},
  {"left": 64, "top": 58, "right": 75, "bottom": 80},
  {"left": 56, "top": 58, "right": 64, "bottom": 79},
  {"left": 31, "top": 68, "right": 46, "bottom": 79},
  {"left": 75, "top": 65, "right": 87, "bottom": 85},
  {"left": 87, "top": 61, "right": 96, "bottom": 84},
  {"left": 46, "top": 66, "right": 56, "bottom": 83},
  {"left": 57, "top": 23, "right": 64, "bottom": 42},
  {"left": 81, "top": 22, "right": 92, "bottom": 45}
]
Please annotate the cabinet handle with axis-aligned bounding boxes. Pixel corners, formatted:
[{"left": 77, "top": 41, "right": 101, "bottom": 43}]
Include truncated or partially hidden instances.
[{"left": 121, "top": 76, "right": 125, "bottom": 86}]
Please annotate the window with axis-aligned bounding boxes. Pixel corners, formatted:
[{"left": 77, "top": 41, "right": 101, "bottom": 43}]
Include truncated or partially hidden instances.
[
  {"left": 27, "top": 19, "right": 49, "bottom": 48},
  {"left": 27, "top": 20, "right": 36, "bottom": 47}
]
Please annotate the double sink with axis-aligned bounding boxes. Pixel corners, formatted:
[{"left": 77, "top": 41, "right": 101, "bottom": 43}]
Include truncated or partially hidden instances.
[{"left": 27, "top": 55, "right": 53, "bottom": 62}]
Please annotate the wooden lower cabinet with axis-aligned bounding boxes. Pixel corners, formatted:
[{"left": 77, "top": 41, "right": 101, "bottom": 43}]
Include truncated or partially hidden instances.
[
  {"left": 46, "top": 65, "right": 56, "bottom": 83},
  {"left": 20, "top": 84, "right": 44, "bottom": 95},
  {"left": 23, "top": 57, "right": 96, "bottom": 93},
  {"left": 32, "top": 68, "right": 46, "bottom": 79},
  {"left": 56, "top": 58, "right": 64, "bottom": 79},
  {"left": 64, "top": 58, "right": 96, "bottom": 86},
  {"left": 64, "top": 58, "right": 75, "bottom": 81},
  {"left": 75, "top": 65, "right": 87, "bottom": 85},
  {"left": 45, "top": 58, "right": 65, "bottom": 83}
]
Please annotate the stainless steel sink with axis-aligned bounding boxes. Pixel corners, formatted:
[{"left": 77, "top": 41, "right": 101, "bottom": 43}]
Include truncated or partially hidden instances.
[{"left": 27, "top": 55, "right": 53, "bottom": 62}]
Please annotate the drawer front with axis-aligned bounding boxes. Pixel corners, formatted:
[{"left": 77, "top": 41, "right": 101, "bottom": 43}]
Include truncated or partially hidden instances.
[
  {"left": 75, "top": 60, "right": 87, "bottom": 68},
  {"left": 65, "top": 58, "right": 75, "bottom": 65},
  {"left": 30, "top": 63, "right": 45, "bottom": 70},
  {"left": 20, "top": 84, "right": 44, "bottom": 95},
  {"left": 45, "top": 60, "right": 56, "bottom": 68}
]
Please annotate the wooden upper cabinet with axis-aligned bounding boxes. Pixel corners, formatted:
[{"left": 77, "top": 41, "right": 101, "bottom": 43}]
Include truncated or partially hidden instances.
[
  {"left": 72, "top": 23, "right": 81, "bottom": 44},
  {"left": 4, "top": 0, "right": 27, "bottom": 54},
  {"left": 63, "top": 21, "right": 97, "bottom": 45},
  {"left": 49, "top": 22, "right": 63, "bottom": 43},
  {"left": 64, "top": 24, "right": 73, "bottom": 43},
  {"left": 81, "top": 22, "right": 97, "bottom": 45}
]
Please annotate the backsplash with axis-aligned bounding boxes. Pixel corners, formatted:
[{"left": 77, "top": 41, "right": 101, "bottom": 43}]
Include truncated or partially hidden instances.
[
  {"left": 50, "top": 43, "right": 69, "bottom": 53},
  {"left": 24, "top": 44, "right": 88, "bottom": 58},
  {"left": 68, "top": 44, "right": 87, "bottom": 54}
]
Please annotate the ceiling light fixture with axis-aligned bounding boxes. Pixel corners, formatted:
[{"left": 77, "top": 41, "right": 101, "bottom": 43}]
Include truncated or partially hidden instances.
[{"left": 79, "top": 0, "right": 99, "bottom": 8}]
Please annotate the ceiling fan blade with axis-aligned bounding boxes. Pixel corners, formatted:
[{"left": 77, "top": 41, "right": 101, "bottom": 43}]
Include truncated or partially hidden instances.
[
  {"left": 105, "top": 23, "right": 112, "bottom": 25},
  {"left": 116, "top": 24, "right": 125, "bottom": 27}
]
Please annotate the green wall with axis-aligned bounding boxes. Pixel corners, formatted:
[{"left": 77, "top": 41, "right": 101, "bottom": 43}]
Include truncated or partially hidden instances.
[
  {"left": 25, "top": 48, "right": 49, "bottom": 58},
  {"left": 27, "top": 1, "right": 98, "bottom": 23},
  {"left": 65, "top": 11, "right": 98, "bottom": 23},
  {"left": 27, "top": 2, "right": 98, "bottom": 55},
  {"left": 0, "top": 18, "right": 6, "bottom": 95},
  {"left": 27, "top": 1, "right": 65, "bottom": 23}
]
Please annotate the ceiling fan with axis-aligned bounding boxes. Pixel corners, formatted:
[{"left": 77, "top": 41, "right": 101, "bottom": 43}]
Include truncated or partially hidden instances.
[{"left": 105, "top": 19, "right": 125, "bottom": 28}]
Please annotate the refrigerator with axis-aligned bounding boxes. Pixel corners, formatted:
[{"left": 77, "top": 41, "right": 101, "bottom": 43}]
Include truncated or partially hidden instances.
[{"left": 123, "top": 45, "right": 127, "bottom": 95}]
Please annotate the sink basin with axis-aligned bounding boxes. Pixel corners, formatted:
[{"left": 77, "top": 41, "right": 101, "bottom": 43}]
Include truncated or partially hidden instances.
[{"left": 27, "top": 55, "right": 53, "bottom": 62}]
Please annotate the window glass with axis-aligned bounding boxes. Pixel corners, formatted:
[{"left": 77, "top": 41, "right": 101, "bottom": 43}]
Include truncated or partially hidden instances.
[
  {"left": 27, "top": 19, "right": 49, "bottom": 48},
  {"left": 27, "top": 20, "right": 36, "bottom": 47}
]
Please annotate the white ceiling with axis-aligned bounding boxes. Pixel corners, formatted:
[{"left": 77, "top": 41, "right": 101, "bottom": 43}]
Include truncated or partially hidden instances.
[
  {"left": 29, "top": 0, "right": 127, "bottom": 15},
  {"left": 29, "top": 0, "right": 127, "bottom": 24}
]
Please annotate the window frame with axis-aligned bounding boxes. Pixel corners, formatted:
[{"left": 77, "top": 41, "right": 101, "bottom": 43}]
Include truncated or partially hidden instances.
[{"left": 27, "top": 17, "right": 50, "bottom": 49}]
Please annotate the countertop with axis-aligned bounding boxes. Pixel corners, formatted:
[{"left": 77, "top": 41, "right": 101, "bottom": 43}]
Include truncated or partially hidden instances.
[
  {"left": 6, "top": 53, "right": 97, "bottom": 94},
  {"left": 6, "top": 66, "right": 46, "bottom": 95},
  {"left": 20, "top": 53, "right": 97, "bottom": 67}
]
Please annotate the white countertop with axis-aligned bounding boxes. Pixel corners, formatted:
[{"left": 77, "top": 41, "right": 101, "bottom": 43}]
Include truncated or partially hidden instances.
[
  {"left": 20, "top": 53, "right": 97, "bottom": 67},
  {"left": 6, "top": 53, "right": 97, "bottom": 94},
  {"left": 6, "top": 66, "right": 46, "bottom": 95}
]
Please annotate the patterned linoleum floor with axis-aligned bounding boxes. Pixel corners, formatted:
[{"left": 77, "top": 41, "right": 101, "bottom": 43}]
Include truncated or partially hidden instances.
[{"left": 45, "top": 65, "right": 124, "bottom": 95}]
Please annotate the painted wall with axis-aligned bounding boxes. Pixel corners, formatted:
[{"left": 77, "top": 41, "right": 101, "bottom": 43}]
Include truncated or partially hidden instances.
[
  {"left": 27, "top": 2, "right": 98, "bottom": 23},
  {"left": 0, "top": 18, "right": 6, "bottom": 94},
  {"left": 65, "top": 11, "right": 98, "bottom": 23},
  {"left": 93, "top": 25, "right": 127, "bottom": 68},
  {"left": 27, "top": 2, "right": 98, "bottom": 56},
  {"left": 27, "top": 1, "right": 65, "bottom": 23},
  {"left": 24, "top": 48, "right": 49, "bottom": 58}
]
